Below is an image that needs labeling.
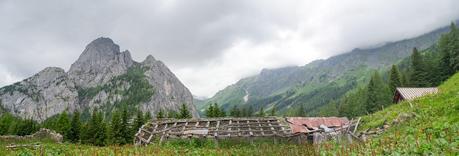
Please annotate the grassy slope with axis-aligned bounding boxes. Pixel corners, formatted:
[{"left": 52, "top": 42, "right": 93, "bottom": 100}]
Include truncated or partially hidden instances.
[{"left": 355, "top": 72, "right": 459, "bottom": 154}]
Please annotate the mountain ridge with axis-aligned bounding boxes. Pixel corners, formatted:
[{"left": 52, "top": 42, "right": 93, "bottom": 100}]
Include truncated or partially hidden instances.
[
  {"left": 0, "top": 37, "right": 198, "bottom": 121},
  {"left": 198, "top": 21, "right": 453, "bottom": 115}
]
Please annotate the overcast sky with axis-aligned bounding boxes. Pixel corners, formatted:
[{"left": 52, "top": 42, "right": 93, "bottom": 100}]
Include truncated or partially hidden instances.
[{"left": 0, "top": 0, "right": 458, "bottom": 98}]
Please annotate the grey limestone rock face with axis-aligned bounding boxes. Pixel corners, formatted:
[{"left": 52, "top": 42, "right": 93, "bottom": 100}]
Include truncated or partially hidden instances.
[
  {"left": 140, "top": 55, "right": 198, "bottom": 117},
  {"left": 0, "top": 37, "right": 198, "bottom": 121},
  {"left": 68, "top": 37, "right": 134, "bottom": 88},
  {"left": 0, "top": 67, "right": 78, "bottom": 121}
]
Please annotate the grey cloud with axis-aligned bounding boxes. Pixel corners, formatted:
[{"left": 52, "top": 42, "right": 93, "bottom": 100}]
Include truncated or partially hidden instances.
[
  {"left": 0, "top": 0, "right": 458, "bottom": 96},
  {"left": 0, "top": 0, "right": 297, "bottom": 77}
]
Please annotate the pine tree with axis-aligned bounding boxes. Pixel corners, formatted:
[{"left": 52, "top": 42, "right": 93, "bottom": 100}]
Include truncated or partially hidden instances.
[
  {"left": 217, "top": 104, "right": 226, "bottom": 117},
  {"left": 110, "top": 110, "right": 123, "bottom": 145},
  {"left": 144, "top": 111, "right": 152, "bottom": 121},
  {"left": 247, "top": 105, "right": 254, "bottom": 117},
  {"left": 80, "top": 122, "right": 90, "bottom": 144},
  {"left": 205, "top": 103, "right": 224, "bottom": 118},
  {"left": 401, "top": 72, "right": 409, "bottom": 87},
  {"left": 241, "top": 105, "right": 254, "bottom": 117},
  {"left": 205, "top": 104, "right": 215, "bottom": 117},
  {"left": 270, "top": 105, "right": 276, "bottom": 116},
  {"left": 178, "top": 103, "right": 192, "bottom": 119},
  {"left": 69, "top": 111, "right": 81, "bottom": 143},
  {"left": 15, "top": 118, "right": 39, "bottom": 136},
  {"left": 448, "top": 22, "right": 459, "bottom": 71},
  {"left": 0, "top": 113, "right": 16, "bottom": 135},
  {"left": 167, "top": 110, "right": 178, "bottom": 118},
  {"left": 409, "top": 48, "right": 429, "bottom": 87},
  {"left": 120, "top": 107, "right": 131, "bottom": 144},
  {"left": 156, "top": 109, "right": 164, "bottom": 119},
  {"left": 84, "top": 109, "right": 106, "bottom": 146},
  {"left": 423, "top": 51, "right": 442, "bottom": 85},
  {"left": 85, "top": 109, "right": 97, "bottom": 144},
  {"left": 295, "top": 104, "right": 306, "bottom": 117},
  {"left": 437, "top": 22, "right": 458, "bottom": 81},
  {"left": 132, "top": 110, "right": 144, "bottom": 135},
  {"left": 438, "top": 32, "right": 453, "bottom": 81},
  {"left": 94, "top": 111, "right": 107, "bottom": 146},
  {"left": 257, "top": 107, "right": 265, "bottom": 117},
  {"left": 388, "top": 65, "right": 402, "bottom": 92},
  {"left": 214, "top": 103, "right": 220, "bottom": 117},
  {"left": 338, "top": 87, "right": 367, "bottom": 117},
  {"left": 57, "top": 111, "right": 71, "bottom": 141},
  {"left": 229, "top": 105, "right": 241, "bottom": 117},
  {"left": 366, "top": 72, "right": 392, "bottom": 113}
]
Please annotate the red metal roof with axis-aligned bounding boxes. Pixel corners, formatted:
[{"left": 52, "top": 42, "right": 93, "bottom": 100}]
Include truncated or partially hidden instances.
[{"left": 287, "top": 117, "right": 349, "bottom": 133}]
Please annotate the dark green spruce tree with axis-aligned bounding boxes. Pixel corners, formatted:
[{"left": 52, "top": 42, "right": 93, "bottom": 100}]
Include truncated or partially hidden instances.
[
  {"left": 270, "top": 105, "right": 276, "bottom": 116},
  {"left": 110, "top": 110, "right": 123, "bottom": 145},
  {"left": 178, "top": 103, "right": 192, "bottom": 119},
  {"left": 229, "top": 105, "right": 241, "bottom": 117},
  {"left": 205, "top": 104, "right": 215, "bottom": 117},
  {"left": 409, "top": 48, "right": 429, "bottom": 87},
  {"left": 388, "top": 65, "right": 403, "bottom": 92},
  {"left": 246, "top": 105, "right": 254, "bottom": 117},
  {"left": 120, "top": 107, "right": 131, "bottom": 144},
  {"left": 338, "top": 87, "right": 367, "bottom": 117},
  {"left": 217, "top": 104, "right": 226, "bottom": 117},
  {"left": 295, "top": 104, "right": 306, "bottom": 117},
  {"left": 257, "top": 107, "right": 265, "bottom": 117},
  {"left": 448, "top": 22, "right": 459, "bottom": 71},
  {"left": 205, "top": 103, "right": 225, "bottom": 117},
  {"left": 85, "top": 109, "right": 100, "bottom": 145},
  {"left": 69, "top": 111, "right": 81, "bottom": 143},
  {"left": 167, "top": 110, "right": 178, "bottom": 118},
  {"left": 132, "top": 110, "right": 145, "bottom": 135},
  {"left": 438, "top": 30, "right": 453, "bottom": 81},
  {"left": 94, "top": 111, "right": 107, "bottom": 146},
  {"left": 144, "top": 111, "right": 152, "bottom": 121},
  {"left": 57, "top": 111, "right": 71, "bottom": 141},
  {"left": 366, "top": 72, "right": 391, "bottom": 113},
  {"left": 437, "top": 22, "right": 458, "bottom": 81},
  {"left": 156, "top": 109, "right": 164, "bottom": 119}
]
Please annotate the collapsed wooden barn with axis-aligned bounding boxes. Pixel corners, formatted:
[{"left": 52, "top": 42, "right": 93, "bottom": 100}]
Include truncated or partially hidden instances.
[{"left": 134, "top": 117, "right": 360, "bottom": 145}]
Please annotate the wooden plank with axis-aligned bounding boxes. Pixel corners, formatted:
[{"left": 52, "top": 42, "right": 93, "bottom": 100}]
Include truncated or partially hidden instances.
[
  {"left": 248, "top": 120, "right": 253, "bottom": 136},
  {"left": 279, "top": 119, "right": 288, "bottom": 135},
  {"left": 257, "top": 119, "right": 265, "bottom": 136},
  {"left": 237, "top": 120, "right": 241, "bottom": 137},
  {"left": 268, "top": 120, "right": 276, "bottom": 135},
  {"left": 158, "top": 123, "right": 169, "bottom": 144},
  {"left": 214, "top": 120, "right": 220, "bottom": 137},
  {"left": 228, "top": 120, "right": 232, "bottom": 137},
  {"left": 206, "top": 121, "right": 210, "bottom": 137},
  {"left": 353, "top": 117, "right": 361, "bottom": 134}
]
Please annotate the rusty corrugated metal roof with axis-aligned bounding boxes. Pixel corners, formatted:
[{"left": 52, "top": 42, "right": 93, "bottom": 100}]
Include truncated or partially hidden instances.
[
  {"left": 286, "top": 117, "right": 349, "bottom": 133},
  {"left": 396, "top": 87, "right": 438, "bottom": 101}
]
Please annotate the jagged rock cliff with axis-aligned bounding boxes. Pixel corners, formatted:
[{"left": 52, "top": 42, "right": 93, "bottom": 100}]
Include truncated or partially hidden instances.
[
  {"left": 0, "top": 37, "right": 198, "bottom": 121},
  {"left": 68, "top": 38, "right": 134, "bottom": 88}
]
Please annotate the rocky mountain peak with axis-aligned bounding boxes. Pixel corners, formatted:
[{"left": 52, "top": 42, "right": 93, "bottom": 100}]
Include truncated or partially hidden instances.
[
  {"left": 143, "top": 55, "right": 156, "bottom": 64},
  {"left": 0, "top": 37, "right": 198, "bottom": 121},
  {"left": 70, "top": 37, "right": 122, "bottom": 66},
  {"left": 68, "top": 37, "right": 133, "bottom": 87},
  {"left": 29, "top": 67, "right": 67, "bottom": 88}
]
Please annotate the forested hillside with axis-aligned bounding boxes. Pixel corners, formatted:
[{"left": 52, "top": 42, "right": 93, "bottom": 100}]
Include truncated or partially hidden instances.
[
  {"left": 198, "top": 21, "right": 457, "bottom": 117},
  {"left": 321, "top": 23, "right": 459, "bottom": 118}
]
